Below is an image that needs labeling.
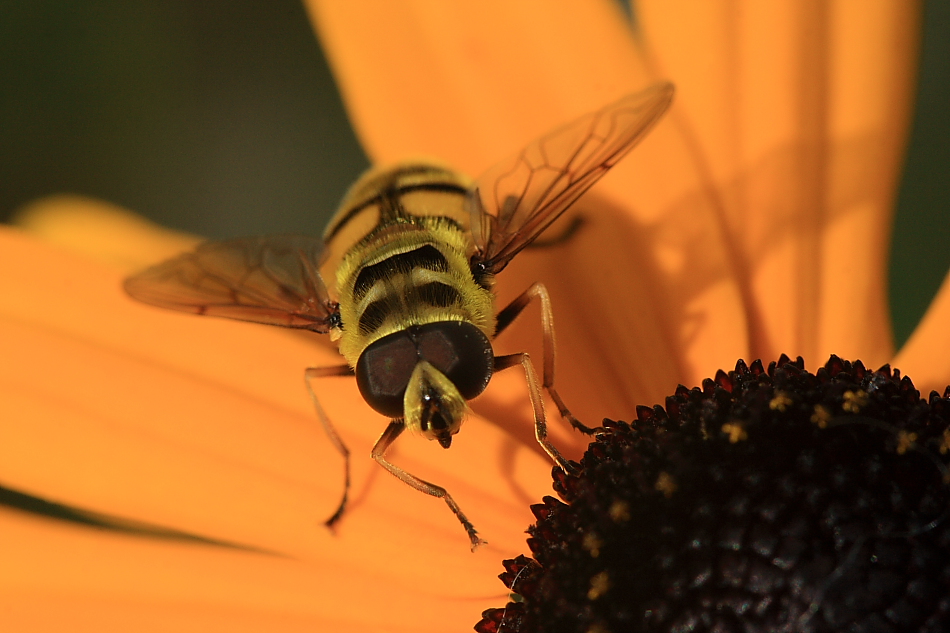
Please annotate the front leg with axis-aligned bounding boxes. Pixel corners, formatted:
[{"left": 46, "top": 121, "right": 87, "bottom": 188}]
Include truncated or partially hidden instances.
[
  {"left": 371, "top": 419, "right": 486, "bottom": 551},
  {"left": 494, "top": 282, "right": 597, "bottom": 435}
]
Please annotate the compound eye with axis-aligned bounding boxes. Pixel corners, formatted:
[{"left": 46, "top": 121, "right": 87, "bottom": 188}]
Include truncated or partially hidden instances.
[
  {"left": 414, "top": 321, "right": 493, "bottom": 400},
  {"left": 355, "top": 331, "right": 417, "bottom": 417}
]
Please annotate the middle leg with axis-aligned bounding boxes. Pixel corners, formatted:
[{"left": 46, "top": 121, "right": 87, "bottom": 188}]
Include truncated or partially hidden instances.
[
  {"left": 494, "top": 352, "right": 577, "bottom": 476},
  {"left": 494, "top": 282, "right": 597, "bottom": 434},
  {"left": 305, "top": 364, "right": 355, "bottom": 529}
]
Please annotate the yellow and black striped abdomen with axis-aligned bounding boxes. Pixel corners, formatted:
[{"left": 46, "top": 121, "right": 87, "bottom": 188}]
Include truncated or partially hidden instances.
[
  {"left": 327, "top": 163, "right": 496, "bottom": 366},
  {"left": 320, "top": 163, "right": 474, "bottom": 278}
]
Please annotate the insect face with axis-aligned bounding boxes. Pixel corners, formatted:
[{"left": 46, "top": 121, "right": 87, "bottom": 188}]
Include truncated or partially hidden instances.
[{"left": 355, "top": 320, "right": 494, "bottom": 445}]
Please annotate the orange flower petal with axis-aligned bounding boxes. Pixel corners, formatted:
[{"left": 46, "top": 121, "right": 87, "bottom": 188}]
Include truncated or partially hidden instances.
[
  {"left": 308, "top": 0, "right": 652, "bottom": 171},
  {"left": 0, "top": 226, "right": 563, "bottom": 629},
  {"left": 0, "top": 508, "right": 492, "bottom": 632},
  {"left": 893, "top": 269, "right": 950, "bottom": 395},
  {"left": 5, "top": 2, "right": 930, "bottom": 628},
  {"left": 311, "top": 0, "right": 750, "bottom": 417},
  {"left": 638, "top": 0, "right": 919, "bottom": 368},
  {"left": 12, "top": 195, "right": 200, "bottom": 272}
]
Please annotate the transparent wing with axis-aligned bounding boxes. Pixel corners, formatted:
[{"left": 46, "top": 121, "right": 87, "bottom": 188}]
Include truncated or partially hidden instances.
[
  {"left": 469, "top": 82, "right": 674, "bottom": 274},
  {"left": 124, "top": 235, "right": 338, "bottom": 332}
]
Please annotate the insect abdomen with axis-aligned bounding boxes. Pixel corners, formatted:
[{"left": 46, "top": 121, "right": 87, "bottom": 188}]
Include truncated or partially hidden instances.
[{"left": 328, "top": 164, "right": 496, "bottom": 366}]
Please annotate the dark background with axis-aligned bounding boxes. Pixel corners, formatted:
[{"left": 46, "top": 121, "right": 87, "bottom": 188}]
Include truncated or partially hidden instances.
[{"left": 1, "top": 1, "right": 947, "bottom": 348}]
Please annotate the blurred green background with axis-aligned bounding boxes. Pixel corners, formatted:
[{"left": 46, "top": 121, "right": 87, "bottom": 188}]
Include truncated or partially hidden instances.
[
  {"left": 1, "top": 0, "right": 368, "bottom": 239},
  {"left": 1, "top": 1, "right": 947, "bottom": 349}
]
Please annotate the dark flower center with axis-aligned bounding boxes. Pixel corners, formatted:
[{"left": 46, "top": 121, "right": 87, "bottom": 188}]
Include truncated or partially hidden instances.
[{"left": 475, "top": 355, "right": 950, "bottom": 633}]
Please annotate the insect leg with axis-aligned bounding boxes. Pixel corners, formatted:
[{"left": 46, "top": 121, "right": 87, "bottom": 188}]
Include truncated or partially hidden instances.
[
  {"left": 494, "top": 282, "right": 597, "bottom": 434},
  {"left": 371, "top": 419, "right": 487, "bottom": 551},
  {"left": 304, "top": 364, "right": 355, "bottom": 530},
  {"left": 494, "top": 352, "right": 577, "bottom": 476}
]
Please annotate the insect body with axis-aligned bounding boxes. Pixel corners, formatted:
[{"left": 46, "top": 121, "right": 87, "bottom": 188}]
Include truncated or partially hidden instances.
[
  {"left": 124, "top": 83, "right": 674, "bottom": 549},
  {"left": 326, "top": 163, "right": 497, "bottom": 439}
]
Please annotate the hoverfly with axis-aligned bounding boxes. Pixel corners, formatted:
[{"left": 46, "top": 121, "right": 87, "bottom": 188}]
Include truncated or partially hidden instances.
[{"left": 124, "top": 83, "right": 673, "bottom": 549}]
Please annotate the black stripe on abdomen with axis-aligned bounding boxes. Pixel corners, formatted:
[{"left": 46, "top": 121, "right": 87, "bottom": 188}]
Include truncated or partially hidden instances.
[
  {"left": 325, "top": 180, "right": 469, "bottom": 242},
  {"left": 412, "top": 281, "right": 461, "bottom": 308},
  {"left": 356, "top": 282, "right": 462, "bottom": 336},
  {"left": 353, "top": 244, "right": 448, "bottom": 301},
  {"left": 358, "top": 295, "right": 400, "bottom": 336}
]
